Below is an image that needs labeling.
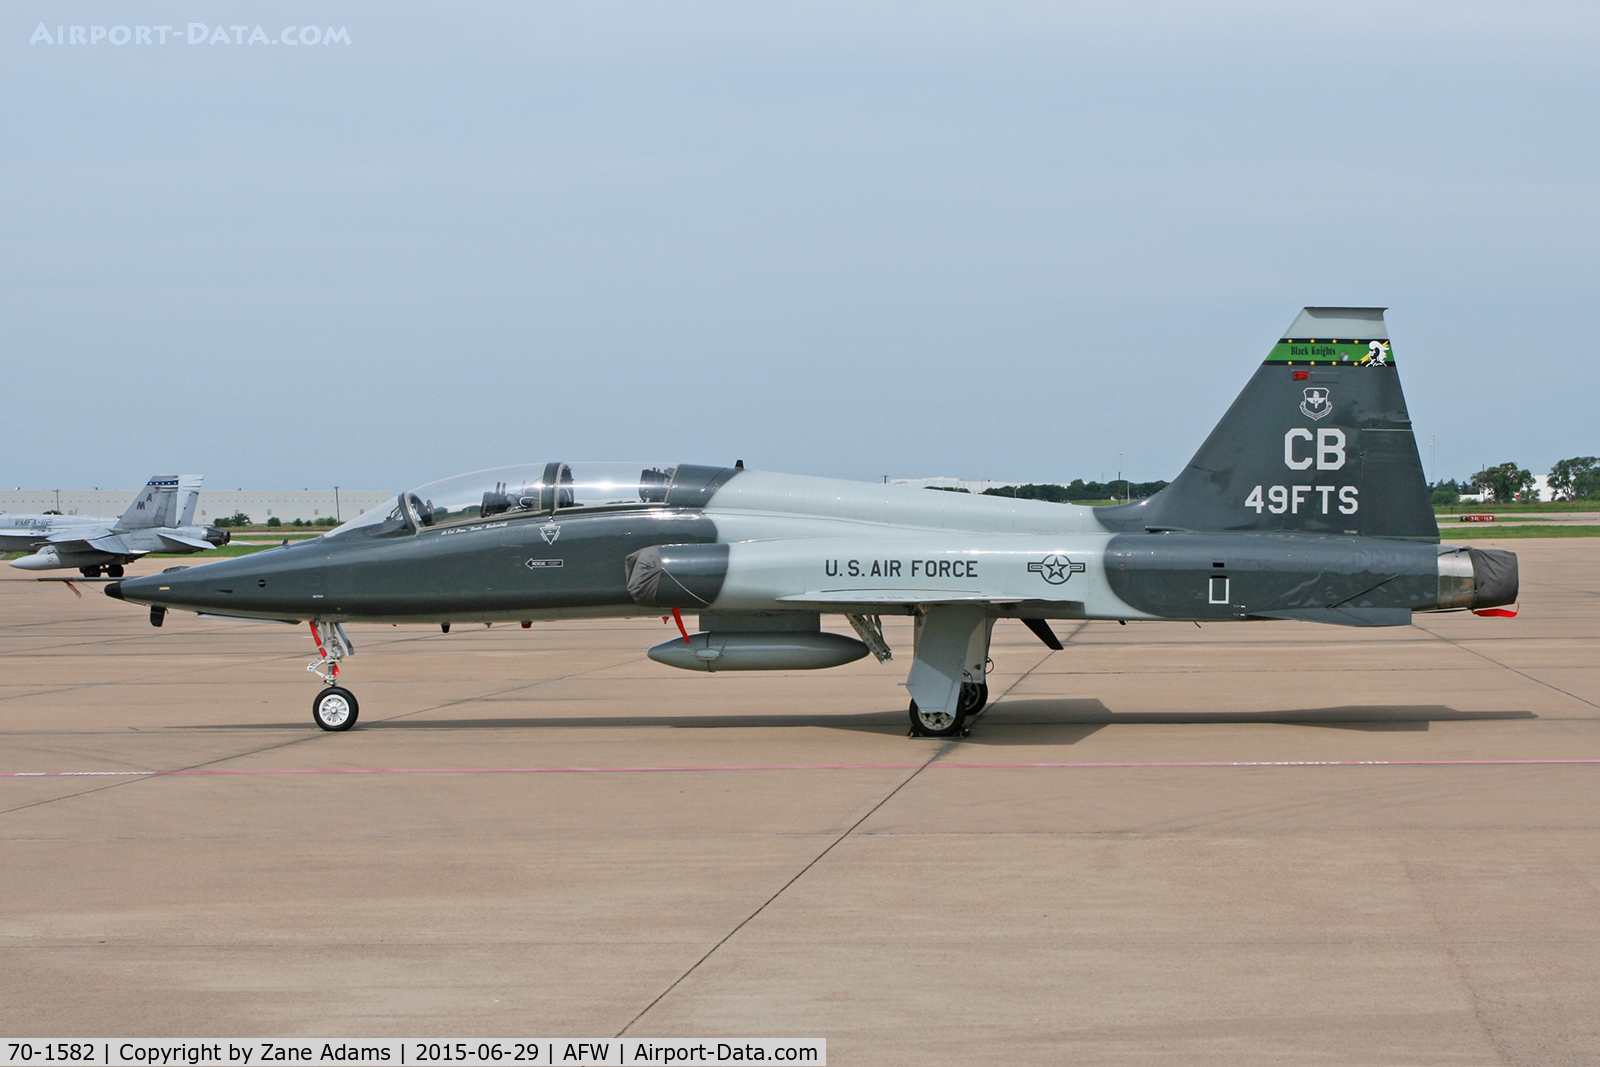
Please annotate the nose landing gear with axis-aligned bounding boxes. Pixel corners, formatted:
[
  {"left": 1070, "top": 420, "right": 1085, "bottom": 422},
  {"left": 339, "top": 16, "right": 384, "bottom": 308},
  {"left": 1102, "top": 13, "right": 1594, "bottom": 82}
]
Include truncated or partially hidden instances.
[{"left": 307, "top": 620, "right": 358, "bottom": 731}]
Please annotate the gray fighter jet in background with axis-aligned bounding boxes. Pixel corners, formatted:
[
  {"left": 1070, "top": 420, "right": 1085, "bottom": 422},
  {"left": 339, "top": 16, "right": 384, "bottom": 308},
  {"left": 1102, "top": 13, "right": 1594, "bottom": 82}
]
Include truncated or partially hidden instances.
[
  {"left": 107, "top": 309, "right": 1518, "bottom": 735},
  {"left": 4, "top": 475, "right": 229, "bottom": 577}
]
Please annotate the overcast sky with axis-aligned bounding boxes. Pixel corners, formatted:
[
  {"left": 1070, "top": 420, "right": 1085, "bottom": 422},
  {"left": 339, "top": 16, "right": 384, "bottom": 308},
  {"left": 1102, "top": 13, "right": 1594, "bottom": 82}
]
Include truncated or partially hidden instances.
[{"left": 6, "top": 1, "right": 1597, "bottom": 492}]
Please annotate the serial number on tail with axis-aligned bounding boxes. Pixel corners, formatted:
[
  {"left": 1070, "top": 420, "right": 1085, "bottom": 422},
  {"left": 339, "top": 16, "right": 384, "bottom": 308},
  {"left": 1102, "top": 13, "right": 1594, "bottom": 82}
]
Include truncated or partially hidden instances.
[{"left": 1245, "top": 485, "right": 1358, "bottom": 515}]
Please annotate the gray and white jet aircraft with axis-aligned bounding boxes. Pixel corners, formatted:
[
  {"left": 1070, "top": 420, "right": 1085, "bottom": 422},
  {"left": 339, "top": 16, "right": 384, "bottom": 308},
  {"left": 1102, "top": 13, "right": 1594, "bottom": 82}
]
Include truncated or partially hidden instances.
[
  {"left": 106, "top": 308, "right": 1518, "bottom": 735},
  {"left": 4, "top": 475, "right": 229, "bottom": 577}
]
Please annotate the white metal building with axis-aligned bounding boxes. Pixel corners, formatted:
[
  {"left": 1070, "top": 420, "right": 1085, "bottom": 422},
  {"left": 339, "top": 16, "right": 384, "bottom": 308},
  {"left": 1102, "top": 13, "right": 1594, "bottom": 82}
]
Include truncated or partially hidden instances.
[{"left": 0, "top": 488, "right": 394, "bottom": 525}]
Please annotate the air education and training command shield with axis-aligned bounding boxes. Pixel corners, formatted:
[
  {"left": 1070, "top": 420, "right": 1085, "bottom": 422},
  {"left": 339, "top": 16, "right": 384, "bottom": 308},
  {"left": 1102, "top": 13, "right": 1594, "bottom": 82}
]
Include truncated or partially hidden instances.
[
  {"left": 1028, "top": 554, "right": 1086, "bottom": 585},
  {"left": 1300, "top": 387, "right": 1332, "bottom": 421}
]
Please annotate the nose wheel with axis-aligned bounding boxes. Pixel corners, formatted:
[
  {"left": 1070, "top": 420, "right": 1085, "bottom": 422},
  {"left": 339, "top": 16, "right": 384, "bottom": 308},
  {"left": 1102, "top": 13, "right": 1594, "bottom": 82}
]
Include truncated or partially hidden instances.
[{"left": 312, "top": 686, "right": 359, "bottom": 731}]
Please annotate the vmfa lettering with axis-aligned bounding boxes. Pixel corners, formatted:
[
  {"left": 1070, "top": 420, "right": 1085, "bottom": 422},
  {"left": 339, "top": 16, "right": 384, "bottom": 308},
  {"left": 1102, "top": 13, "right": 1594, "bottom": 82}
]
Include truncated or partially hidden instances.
[
  {"left": 1245, "top": 428, "right": 1357, "bottom": 516},
  {"left": 30, "top": 23, "right": 351, "bottom": 45}
]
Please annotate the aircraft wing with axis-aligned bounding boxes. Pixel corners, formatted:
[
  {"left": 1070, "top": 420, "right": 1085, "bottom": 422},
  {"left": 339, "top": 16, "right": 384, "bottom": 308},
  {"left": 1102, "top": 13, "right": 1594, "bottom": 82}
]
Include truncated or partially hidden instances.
[
  {"left": 85, "top": 535, "right": 136, "bottom": 555},
  {"left": 47, "top": 528, "right": 112, "bottom": 545}
]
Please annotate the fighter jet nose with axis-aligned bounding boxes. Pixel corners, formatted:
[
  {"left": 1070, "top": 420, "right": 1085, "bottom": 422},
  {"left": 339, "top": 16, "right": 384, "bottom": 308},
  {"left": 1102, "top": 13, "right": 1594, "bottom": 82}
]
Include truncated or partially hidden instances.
[{"left": 104, "top": 581, "right": 124, "bottom": 601}]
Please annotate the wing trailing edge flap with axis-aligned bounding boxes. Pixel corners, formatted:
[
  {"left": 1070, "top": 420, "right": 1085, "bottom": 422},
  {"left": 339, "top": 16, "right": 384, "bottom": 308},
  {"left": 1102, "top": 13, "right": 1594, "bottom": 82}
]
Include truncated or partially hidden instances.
[{"left": 1249, "top": 607, "right": 1412, "bottom": 627}]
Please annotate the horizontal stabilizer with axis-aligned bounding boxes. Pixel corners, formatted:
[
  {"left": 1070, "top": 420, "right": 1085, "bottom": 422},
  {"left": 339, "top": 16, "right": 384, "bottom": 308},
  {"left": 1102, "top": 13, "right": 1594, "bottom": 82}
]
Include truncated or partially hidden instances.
[
  {"left": 158, "top": 533, "right": 215, "bottom": 551},
  {"left": 1249, "top": 607, "right": 1412, "bottom": 627}
]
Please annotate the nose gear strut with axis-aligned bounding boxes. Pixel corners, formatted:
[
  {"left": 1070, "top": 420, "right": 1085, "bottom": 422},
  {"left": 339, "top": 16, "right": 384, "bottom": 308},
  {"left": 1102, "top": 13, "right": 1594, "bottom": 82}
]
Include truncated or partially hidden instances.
[
  {"left": 307, "top": 620, "right": 354, "bottom": 684},
  {"left": 307, "top": 621, "right": 360, "bottom": 731}
]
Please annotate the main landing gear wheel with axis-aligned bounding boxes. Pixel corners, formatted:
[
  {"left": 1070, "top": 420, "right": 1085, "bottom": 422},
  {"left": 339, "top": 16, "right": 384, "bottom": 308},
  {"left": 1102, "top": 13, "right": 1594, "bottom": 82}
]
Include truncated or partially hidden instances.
[
  {"left": 908, "top": 699, "right": 967, "bottom": 739},
  {"left": 106, "top": 565, "right": 124, "bottom": 578},
  {"left": 312, "top": 686, "right": 359, "bottom": 731},
  {"left": 80, "top": 566, "right": 102, "bottom": 578},
  {"left": 959, "top": 681, "right": 989, "bottom": 716}
]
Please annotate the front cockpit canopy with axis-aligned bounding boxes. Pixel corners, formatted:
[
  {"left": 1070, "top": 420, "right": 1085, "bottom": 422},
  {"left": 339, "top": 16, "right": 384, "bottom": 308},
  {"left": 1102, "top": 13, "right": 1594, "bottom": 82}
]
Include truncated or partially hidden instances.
[{"left": 326, "top": 462, "right": 682, "bottom": 540}]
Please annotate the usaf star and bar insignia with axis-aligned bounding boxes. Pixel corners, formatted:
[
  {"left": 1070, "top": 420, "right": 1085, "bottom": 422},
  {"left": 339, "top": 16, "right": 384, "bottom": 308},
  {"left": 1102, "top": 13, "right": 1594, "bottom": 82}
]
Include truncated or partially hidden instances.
[{"left": 1027, "top": 554, "right": 1086, "bottom": 585}]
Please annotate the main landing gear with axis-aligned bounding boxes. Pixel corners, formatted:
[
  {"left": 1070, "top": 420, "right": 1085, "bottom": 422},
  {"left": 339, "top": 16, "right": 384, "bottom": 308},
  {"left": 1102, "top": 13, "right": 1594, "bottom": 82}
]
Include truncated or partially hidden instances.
[
  {"left": 908, "top": 679, "right": 988, "bottom": 738},
  {"left": 904, "top": 604, "right": 995, "bottom": 739},
  {"left": 78, "top": 564, "right": 123, "bottom": 578},
  {"left": 307, "top": 620, "right": 359, "bottom": 731}
]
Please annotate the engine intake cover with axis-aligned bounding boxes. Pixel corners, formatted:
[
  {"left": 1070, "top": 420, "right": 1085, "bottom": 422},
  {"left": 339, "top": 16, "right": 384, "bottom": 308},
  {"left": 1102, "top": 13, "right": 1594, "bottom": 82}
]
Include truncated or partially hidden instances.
[{"left": 625, "top": 543, "right": 730, "bottom": 608}]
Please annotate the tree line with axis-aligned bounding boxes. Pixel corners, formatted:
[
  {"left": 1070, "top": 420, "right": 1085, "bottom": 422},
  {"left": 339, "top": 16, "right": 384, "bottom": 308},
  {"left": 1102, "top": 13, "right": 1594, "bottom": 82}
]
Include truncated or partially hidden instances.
[
  {"left": 1432, "top": 456, "right": 1600, "bottom": 504},
  {"left": 213, "top": 512, "right": 340, "bottom": 528}
]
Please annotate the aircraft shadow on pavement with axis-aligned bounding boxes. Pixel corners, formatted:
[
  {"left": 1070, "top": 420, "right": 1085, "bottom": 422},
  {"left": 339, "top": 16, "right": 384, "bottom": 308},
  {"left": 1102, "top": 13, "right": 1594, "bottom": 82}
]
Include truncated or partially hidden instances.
[
  {"left": 193, "top": 711, "right": 912, "bottom": 734},
  {"left": 962, "top": 700, "right": 1537, "bottom": 746},
  {"left": 192, "top": 702, "right": 1534, "bottom": 741}
]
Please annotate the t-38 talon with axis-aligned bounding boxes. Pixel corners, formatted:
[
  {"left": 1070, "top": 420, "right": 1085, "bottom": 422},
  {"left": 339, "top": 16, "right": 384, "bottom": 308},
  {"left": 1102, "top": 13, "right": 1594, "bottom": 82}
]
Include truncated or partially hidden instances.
[{"left": 105, "top": 308, "right": 1517, "bottom": 735}]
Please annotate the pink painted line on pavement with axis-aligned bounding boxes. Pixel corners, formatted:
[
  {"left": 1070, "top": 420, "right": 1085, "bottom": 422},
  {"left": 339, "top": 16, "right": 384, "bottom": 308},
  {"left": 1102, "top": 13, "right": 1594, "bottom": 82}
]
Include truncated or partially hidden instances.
[{"left": 4, "top": 758, "right": 1600, "bottom": 778}]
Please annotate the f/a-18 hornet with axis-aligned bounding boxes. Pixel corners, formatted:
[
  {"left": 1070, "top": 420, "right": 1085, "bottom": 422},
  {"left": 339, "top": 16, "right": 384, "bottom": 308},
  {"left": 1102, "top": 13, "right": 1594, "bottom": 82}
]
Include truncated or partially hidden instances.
[
  {"left": 107, "top": 308, "right": 1517, "bottom": 735},
  {"left": 5, "top": 475, "right": 228, "bottom": 576}
]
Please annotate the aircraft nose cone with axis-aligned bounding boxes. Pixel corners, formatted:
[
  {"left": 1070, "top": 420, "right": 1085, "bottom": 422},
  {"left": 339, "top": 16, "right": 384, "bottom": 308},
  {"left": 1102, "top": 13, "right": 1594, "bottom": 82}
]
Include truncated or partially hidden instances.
[
  {"left": 111, "top": 572, "right": 168, "bottom": 605},
  {"left": 8, "top": 549, "right": 60, "bottom": 571}
]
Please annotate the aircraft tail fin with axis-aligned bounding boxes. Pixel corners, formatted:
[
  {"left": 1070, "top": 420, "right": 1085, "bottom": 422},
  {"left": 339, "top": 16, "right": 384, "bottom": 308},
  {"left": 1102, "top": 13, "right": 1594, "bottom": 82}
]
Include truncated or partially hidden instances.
[
  {"left": 176, "top": 475, "right": 203, "bottom": 526},
  {"left": 113, "top": 476, "right": 182, "bottom": 532},
  {"left": 1100, "top": 307, "right": 1438, "bottom": 541}
]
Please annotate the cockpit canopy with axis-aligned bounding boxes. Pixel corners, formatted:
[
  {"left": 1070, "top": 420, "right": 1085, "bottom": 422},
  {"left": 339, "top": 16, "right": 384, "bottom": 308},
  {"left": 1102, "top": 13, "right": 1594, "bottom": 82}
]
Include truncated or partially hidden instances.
[{"left": 326, "top": 462, "right": 689, "bottom": 540}]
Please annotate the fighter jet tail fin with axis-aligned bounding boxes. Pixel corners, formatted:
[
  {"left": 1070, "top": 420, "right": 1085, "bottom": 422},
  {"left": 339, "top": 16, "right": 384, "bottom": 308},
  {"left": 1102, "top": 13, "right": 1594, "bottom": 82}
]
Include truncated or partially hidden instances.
[
  {"left": 112, "top": 476, "right": 182, "bottom": 532},
  {"left": 1100, "top": 307, "right": 1438, "bottom": 541},
  {"left": 176, "top": 475, "right": 203, "bottom": 526}
]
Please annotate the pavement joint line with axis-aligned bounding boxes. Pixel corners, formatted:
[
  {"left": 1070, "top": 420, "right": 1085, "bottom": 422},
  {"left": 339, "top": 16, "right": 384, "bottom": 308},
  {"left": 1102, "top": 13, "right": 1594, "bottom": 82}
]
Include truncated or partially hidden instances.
[
  {"left": 0, "top": 655, "right": 656, "bottom": 812},
  {"left": 615, "top": 737, "right": 960, "bottom": 1038},
  {"left": 0, "top": 727, "right": 342, "bottom": 818},
  {"left": 1414, "top": 621, "right": 1600, "bottom": 712},
  {"left": 0, "top": 654, "right": 659, "bottom": 816},
  {"left": 6, "top": 758, "right": 1600, "bottom": 778},
  {"left": 1400, "top": 857, "right": 1518, "bottom": 1064}
]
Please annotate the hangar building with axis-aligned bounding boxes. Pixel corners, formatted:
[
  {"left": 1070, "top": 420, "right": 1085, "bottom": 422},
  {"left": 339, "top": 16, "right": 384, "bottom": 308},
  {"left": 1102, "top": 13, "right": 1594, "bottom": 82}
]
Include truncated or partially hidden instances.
[{"left": 0, "top": 488, "right": 394, "bottom": 525}]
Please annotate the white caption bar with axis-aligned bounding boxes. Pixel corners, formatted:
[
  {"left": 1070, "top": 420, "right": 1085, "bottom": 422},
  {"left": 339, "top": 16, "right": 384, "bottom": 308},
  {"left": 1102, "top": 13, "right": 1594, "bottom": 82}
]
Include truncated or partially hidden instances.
[{"left": 0, "top": 1043, "right": 824, "bottom": 1067}]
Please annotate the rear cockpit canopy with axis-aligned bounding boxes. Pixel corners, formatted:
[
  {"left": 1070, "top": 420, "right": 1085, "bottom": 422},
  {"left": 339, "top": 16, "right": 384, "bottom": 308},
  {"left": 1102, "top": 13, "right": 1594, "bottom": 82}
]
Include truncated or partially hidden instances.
[{"left": 326, "top": 463, "right": 682, "bottom": 540}]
